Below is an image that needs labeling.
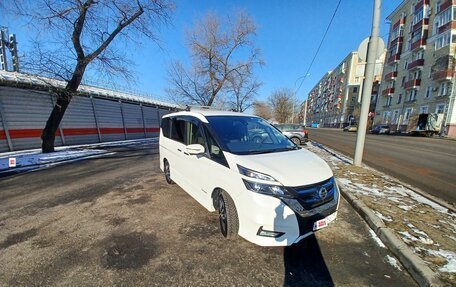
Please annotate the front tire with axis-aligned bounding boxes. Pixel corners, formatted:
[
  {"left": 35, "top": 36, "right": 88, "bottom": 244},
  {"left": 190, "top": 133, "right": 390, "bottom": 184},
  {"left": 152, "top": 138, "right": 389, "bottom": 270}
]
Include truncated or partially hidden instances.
[
  {"left": 164, "top": 160, "right": 174, "bottom": 184},
  {"left": 217, "top": 191, "right": 239, "bottom": 238},
  {"left": 290, "top": 137, "right": 301, "bottom": 145}
]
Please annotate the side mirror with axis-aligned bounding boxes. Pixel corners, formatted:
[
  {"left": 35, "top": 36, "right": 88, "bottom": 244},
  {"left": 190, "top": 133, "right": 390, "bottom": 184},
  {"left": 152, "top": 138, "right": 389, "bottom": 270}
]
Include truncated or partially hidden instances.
[{"left": 186, "top": 144, "right": 205, "bottom": 155}]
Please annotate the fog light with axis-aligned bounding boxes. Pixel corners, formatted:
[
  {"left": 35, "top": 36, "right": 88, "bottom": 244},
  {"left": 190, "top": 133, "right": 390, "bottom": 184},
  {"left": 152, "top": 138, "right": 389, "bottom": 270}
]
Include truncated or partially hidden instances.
[{"left": 257, "top": 226, "right": 285, "bottom": 238}]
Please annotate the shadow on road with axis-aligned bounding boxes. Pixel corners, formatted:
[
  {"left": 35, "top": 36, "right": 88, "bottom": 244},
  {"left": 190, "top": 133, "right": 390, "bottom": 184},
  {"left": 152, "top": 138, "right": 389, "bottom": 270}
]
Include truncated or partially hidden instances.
[{"left": 283, "top": 235, "right": 333, "bottom": 287}]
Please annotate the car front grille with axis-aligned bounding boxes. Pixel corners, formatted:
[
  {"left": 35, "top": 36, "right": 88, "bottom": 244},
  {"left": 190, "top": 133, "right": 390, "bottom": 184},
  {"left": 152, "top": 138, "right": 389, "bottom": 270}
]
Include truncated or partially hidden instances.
[{"left": 291, "top": 177, "right": 335, "bottom": 210}]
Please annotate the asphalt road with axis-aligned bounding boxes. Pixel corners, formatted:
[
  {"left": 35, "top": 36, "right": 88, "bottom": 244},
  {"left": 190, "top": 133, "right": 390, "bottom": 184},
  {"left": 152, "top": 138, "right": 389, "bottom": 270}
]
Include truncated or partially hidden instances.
[
  {"left": 308, "top": 128, "right": 456, "bottom": 205},
  {"left": 0, "top": 142, "right": 416, "bottom": 286}
]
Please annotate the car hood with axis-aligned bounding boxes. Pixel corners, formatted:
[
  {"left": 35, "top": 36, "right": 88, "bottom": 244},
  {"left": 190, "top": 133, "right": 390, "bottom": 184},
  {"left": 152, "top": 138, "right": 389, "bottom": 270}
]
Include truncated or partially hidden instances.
[{"left": 228, "top": 148, "right": 333, "bottom": 186}]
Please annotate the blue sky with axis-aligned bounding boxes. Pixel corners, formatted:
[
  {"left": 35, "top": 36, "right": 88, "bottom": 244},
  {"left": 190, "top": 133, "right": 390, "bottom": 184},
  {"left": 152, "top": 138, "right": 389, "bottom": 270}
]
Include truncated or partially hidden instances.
[{"left": 3, "top": 0, "right": 403, "bottom": 104}]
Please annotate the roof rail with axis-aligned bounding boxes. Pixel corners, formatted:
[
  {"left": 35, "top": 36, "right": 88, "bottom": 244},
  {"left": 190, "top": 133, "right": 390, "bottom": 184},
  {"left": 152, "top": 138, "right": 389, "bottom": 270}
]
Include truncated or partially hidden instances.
[{"left": 185, "top": 105, "right": 220, "bottom": 111}]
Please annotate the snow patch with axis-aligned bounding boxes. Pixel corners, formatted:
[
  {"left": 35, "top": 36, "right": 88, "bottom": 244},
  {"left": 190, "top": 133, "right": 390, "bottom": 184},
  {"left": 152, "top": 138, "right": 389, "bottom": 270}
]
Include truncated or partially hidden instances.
[
  {"left": 369, "top": 229, "right": 386, "bottom": 248},
  {"left": 386, "top": 255, "right": 402, "bottom": 271},
  {"left": 399, "top": 231, "right": 434, "bottom": 245},
  {"left": 397, "top": 205, "right": 413, "bottom": 211},
  {"left": 374, "top": 211, "right": 393, "bottom": 222},
  {"left": 426, "top": 249, "right": 456, "bottom": 273}
]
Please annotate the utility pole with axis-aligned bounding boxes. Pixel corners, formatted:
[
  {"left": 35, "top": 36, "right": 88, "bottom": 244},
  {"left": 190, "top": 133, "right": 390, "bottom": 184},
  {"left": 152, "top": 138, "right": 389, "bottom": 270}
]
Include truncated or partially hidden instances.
[{"left": 354, "top": 0, "right": 381, "bottom": 166}]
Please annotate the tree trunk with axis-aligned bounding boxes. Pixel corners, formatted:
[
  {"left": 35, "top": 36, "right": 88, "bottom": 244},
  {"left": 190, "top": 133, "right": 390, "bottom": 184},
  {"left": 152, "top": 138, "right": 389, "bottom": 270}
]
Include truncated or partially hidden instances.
[{"left": 41, "top": 62, "right": 86, "bottom": 153}]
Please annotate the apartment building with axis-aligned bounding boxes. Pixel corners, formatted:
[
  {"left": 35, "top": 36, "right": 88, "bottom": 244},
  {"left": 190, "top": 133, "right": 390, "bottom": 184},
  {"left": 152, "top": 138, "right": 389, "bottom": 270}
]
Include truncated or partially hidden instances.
[
  {"left": 306, "top": 51, "right": 384, "bottom": 128},
  {"left": 376, "top": 0, "right": 456, "bottom": 137}
]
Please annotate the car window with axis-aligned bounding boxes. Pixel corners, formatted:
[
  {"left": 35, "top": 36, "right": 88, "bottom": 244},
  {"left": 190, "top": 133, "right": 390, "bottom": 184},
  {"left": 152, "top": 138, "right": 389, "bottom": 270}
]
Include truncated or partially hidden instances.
[
  {"left": 161, "top": 117, "right": 171, "bottom": 138},
  {"left": 187, "top": 121, "right": 205, "bottom": 146},
  {"left": 206, "top": 116, "right": 297, "bottom": 155},
  {"left": 203, "top": 126, "right": 228, "bottom": 167},
  {"left": 171, "top": 118, "right": 186, "bottom": 143}
]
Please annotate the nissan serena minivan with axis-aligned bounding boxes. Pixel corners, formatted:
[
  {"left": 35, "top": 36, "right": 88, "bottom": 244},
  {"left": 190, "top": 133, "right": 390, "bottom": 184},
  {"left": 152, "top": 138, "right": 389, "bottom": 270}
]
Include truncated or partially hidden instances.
[{"left": 159, "top": 109, "right": 339, "bottom": 246}]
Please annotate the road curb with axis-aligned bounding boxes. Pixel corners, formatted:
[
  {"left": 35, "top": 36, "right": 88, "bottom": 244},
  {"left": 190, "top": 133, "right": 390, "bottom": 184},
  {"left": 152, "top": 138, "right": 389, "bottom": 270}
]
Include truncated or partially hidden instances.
[{"left": 339, "top": 184, "right": 442, "bottom": 287}]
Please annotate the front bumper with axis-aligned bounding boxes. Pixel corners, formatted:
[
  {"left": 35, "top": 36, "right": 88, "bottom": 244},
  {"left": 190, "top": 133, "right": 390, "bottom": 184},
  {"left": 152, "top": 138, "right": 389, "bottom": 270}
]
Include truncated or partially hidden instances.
[{"left": 235, "top": 185, "right": 340, "bottom": 246}]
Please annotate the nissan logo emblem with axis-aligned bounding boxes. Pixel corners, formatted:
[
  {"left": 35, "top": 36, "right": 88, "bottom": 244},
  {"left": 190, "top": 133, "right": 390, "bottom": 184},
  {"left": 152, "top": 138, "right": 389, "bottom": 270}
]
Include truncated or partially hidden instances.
[{"left": 318, "top": 187, "right": 328, "bottom": 200}]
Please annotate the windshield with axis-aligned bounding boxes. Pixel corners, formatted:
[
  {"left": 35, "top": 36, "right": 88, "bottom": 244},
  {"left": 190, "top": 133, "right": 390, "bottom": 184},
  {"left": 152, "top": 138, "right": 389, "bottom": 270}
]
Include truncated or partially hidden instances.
[{"left": 206, "top": 116, "right": 298, "bottom": 155}]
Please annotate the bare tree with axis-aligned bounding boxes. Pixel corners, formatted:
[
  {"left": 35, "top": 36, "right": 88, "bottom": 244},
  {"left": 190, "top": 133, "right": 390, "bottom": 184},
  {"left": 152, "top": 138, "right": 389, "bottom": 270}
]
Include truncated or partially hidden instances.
[
  {"left": 268, "top": 88, "right": 296, "bottom": 123},
  {"left": 252, "top": 101, "right": 272, "bottom": 120},
  {"left": 6, "top": 0, "right": 174, "bottom": 152},
  {"left": 226, "top": 69, "right": 261, "bottom": 112},
  {"left": 167, "top": 11, "right": 263, "bottom": 107}
]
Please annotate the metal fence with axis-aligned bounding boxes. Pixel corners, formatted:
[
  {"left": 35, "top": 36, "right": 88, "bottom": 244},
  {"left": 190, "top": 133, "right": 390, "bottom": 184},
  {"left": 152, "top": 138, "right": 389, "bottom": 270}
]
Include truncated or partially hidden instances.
[{"left": 0, "top": 72, "right": 178, "bottom": 152}]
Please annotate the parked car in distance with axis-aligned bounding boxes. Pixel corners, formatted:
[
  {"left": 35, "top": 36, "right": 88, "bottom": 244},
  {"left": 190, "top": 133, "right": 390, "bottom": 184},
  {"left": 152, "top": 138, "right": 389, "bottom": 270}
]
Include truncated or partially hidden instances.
[
  {"left": 343, "top": 125, "right": 357, "bottom": 132},
  {"left": 159, "top": 109, "right": 340, "bottom": 246},
  {"left": 274, "top": 124, "right": 309, "bottom": 145},
  {"left": 371, "top": 124, "right": 391, "bottom": 134}
]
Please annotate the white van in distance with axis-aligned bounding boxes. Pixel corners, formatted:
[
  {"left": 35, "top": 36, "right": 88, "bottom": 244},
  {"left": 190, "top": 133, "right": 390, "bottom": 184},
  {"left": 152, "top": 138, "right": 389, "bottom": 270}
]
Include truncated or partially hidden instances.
[{"left": 159, "top": 109, "right": 340, "bottom": 246}]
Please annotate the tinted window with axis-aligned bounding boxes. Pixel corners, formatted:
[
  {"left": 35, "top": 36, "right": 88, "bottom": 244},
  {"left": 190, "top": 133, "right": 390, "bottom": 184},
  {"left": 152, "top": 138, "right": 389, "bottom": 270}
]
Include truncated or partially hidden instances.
[
  {"left": 161, "top": 117, "right": 171, "bottom": 138},
  {"left": 204, "top": 126, "right": 228, "bottom": 167},
  {"left": 206, "top": 116, "right": 297, "bottom": 155},
  {"left": 171, "top": 118, "right": 186, "bottom": 143},
  {"left": 188, "top": 122, "right": 205, "bottom": 145}
]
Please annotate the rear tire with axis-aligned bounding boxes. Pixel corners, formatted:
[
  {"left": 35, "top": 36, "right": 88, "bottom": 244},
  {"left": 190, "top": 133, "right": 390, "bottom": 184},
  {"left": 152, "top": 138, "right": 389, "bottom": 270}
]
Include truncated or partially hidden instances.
[
  {"left": 217, "top": 190, "right": 239, "bottom": 238},
  {"left": 164, "top": 160, "right": 174, "bottom": 184}
]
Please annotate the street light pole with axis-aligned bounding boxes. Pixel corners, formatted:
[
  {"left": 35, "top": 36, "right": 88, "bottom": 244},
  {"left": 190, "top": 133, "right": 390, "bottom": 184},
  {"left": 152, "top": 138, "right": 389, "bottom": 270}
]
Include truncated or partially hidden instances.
[{"left": 354, "top": 0, "right": 381, "bottom": 166}]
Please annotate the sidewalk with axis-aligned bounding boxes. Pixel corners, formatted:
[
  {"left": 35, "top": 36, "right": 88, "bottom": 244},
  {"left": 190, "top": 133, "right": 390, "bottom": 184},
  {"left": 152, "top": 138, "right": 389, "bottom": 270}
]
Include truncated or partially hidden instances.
[
  {"left": 0, "top": 138, "right": 158, "bottom": 176},
  {"left": 306, "top": 141, "right": 455, "bottom": 286}
]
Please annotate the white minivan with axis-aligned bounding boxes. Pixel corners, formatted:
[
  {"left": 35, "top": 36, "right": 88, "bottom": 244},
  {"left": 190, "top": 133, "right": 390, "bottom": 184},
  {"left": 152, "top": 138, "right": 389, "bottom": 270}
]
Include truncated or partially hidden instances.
[{"left": 159, "top": 109, "right": 339, "bottom": 246}]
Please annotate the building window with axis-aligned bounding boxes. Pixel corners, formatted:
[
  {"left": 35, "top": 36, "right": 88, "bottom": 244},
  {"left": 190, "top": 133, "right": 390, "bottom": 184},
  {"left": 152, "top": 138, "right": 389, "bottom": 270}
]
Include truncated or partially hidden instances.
[
  {"left": 436, "top": 1, "right": 441, "bottom": 13},
  {"left": 413, "top": 7, "right": 424, "bottom": 25},
  {"left": 397, "top": 93, "right": 402, "bottom": 104},
  {"left": 406, "top": 38, "right": 412, "bottom": 50},
  {"left": 437, "top": 7, "right": 452, "bottom": 27},
  {"left": 439, "top": 82, "right": 449, "bottom": 96},
  {"left": 393, "top": 110, "right": 400, "bottom": 124},
  {"left": 435, "top": 32, "right": 451, "bottom": 50},
  {"left": 412, "top": 30, "right": 421, "bottom": 43},
  {"left": 435, "top": 103, "right": 445, "bottom": 113},
  {"left": 425, "top": 86, "right": 432, "bottom": 98},
  {"left": 433, "top": 18, "right": 440, "bottom": 36},
  {"left": 408, "top": 90, "right": 417, "bottom": 101},
  {"left": 401, "top": 76, "right": 406, "bottom": 87},
  {"left": 353, "top": 87, "right": 358, "bottom": 93},
  {"left": 386, "top": 96, "right": 392, "bottom": 106},
  {"left": 420, "top": 106, "right": 429, "bottom": 114},
  {"left": 403, "top": 108, "right": 413, "bottom": 124},
  {"left": 382, "top": 111, "right": 391, "bottom": 123}
]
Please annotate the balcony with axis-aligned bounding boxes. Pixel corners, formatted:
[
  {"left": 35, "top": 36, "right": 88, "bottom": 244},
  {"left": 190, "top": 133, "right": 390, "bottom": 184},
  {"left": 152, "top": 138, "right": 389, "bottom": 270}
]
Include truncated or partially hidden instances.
[
  {"left": 407, "top": 59, "right": 424, "bottom": 70},
  {"left": 387, "top": 54, "right": 401, "bottom": 65},
  {"left": 438, "top": 21, "right": 456, "bottom": 34},
  {"left": 438, "top": 0, "right": 454, "bottom": 13},
  {"left": 404, "top": 79, "right": 421, "bottom": 89},
  {"left": 414, "top": 0, "right": 430, "bottom": 10},
  {"left": 390, "top": 36, "right": 404, "bottom": 47},
  {"left": 392, "top": 18, "right": 406, "bottom": 29},
  {"left": 411, "top": 38, "right": 426, "bottom": 51},
  {"left": 432, "top": 69, "right": 454, "bottom": 81},
  {"left": 384, "top": 71, "right": 398, "bottom": 81},
  {"left": 382, "top": 88, "right": 395, "bottom": 96},
  {"left": 412, "top": 18, "right": 429, "bottom": 31}
]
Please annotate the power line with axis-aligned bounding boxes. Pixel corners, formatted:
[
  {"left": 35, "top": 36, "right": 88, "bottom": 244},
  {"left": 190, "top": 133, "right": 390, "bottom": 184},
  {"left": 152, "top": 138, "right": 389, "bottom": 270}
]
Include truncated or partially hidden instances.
[{"left": 296, "top": 0, "right": 343, "bottom": 94}]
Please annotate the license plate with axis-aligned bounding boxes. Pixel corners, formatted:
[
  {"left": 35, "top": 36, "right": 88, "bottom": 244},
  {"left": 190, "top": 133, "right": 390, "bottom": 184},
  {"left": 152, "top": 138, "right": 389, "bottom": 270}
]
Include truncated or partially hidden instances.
[{"left": 313, "top": 212, "right": 337, "bottom": 231}]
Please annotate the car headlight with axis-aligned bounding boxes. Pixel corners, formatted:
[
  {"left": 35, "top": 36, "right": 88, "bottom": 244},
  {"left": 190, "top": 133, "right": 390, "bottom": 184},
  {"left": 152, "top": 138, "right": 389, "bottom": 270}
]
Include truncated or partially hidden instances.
[
  {"left": 243, "top": 179, "right": 293, "bottom": 198},
  {"left": 238, "top": 165, "right": 276, "bottom": 182}
]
